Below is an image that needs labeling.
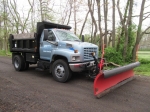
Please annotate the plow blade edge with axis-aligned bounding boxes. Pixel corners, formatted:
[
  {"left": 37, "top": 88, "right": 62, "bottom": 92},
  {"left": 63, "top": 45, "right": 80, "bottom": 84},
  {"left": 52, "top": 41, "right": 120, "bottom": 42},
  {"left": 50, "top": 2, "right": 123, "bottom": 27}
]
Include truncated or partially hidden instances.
[{"left": 94, "top": 62, "right": 140, "bottom": 98}]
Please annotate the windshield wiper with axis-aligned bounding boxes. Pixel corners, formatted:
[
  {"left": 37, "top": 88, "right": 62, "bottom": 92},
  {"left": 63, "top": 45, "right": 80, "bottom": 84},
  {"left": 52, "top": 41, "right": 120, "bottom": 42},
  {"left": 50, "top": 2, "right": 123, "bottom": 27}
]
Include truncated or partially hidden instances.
[
  {"left": 62, "top": 39, "right": 71, "bottom": 41},
  {"left": 74, "top": 40, "right": 81, "bottom": 42}
]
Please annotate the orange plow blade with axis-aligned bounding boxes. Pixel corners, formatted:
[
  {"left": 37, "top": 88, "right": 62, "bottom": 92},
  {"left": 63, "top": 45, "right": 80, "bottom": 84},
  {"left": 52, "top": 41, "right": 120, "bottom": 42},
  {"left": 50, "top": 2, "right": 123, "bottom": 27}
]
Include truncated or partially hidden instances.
[{"left": 94, "top": 62, "right": 140, "bottom": 98}]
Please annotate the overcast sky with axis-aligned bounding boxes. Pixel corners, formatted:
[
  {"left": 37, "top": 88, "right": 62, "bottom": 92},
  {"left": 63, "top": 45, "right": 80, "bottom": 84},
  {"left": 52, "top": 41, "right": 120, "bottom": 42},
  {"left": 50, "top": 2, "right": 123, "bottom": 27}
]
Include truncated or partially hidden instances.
[{"left": 16, "top": 0, "right": 150, "bottom": 34}]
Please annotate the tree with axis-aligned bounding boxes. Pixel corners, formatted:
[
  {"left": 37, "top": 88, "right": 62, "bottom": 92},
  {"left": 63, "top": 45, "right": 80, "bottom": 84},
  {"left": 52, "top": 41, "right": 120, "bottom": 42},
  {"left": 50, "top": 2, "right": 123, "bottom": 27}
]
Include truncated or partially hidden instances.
[
  {"left": 2, "top": 0, "right": 8, "bottom": 53},
  {"left": 79, "top": 10, "right": 90, "bottom": 38},
  {"left": 39, "top": 0, "right": 54, "bottom": 22},
  {"left": 112, "top": 0, "right": 115, "bottom": 47},
  {"left": 96, "top": 0, "right": 103, "bottom": 50},
  {"left": 103, "top": 0, "right": 108, "bottom": 47},
  {"left": 116, "top": 0, "right": 134, "bottom": 61},
  {"left": 66, "top": 0, "right": 73, "bottom": 25},
  {"left": 88, "top": 0, "right": 98, "bottom": 44},
  {"left": 132, "top": 0, "right": 150, "bottom": 61}
]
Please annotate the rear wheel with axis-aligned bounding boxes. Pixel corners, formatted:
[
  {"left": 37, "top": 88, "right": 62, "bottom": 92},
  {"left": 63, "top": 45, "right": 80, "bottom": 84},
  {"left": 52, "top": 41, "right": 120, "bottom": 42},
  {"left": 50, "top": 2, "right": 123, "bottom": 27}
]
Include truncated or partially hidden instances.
[
  {"left": 13, "top": 55, "right": 25, "bottom": 71},
  {"left": 52, "top": 59, "right": 72, "bottom": 82}
]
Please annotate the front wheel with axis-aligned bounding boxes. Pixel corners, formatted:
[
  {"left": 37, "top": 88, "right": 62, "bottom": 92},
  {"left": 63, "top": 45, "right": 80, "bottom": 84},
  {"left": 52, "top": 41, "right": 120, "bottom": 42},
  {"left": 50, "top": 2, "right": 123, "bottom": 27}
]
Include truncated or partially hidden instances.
[{"left": 52, "top": 59, "right": 72, "bottom": 83}]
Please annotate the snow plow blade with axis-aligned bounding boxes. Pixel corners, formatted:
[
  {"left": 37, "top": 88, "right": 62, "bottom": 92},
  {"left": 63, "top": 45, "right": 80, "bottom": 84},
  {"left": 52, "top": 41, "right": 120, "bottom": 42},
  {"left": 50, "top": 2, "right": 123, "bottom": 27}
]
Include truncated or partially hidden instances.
[{"left": 94, "top": 62, "right": 140, "bottom": 98}]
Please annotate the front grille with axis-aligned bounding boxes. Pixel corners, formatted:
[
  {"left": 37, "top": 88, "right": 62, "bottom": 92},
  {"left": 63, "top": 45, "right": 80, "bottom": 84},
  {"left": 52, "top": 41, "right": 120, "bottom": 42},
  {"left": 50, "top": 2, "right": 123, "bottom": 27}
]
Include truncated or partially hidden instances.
[{"left": 84, "top": 47, "right": 97, "bottom": 60}]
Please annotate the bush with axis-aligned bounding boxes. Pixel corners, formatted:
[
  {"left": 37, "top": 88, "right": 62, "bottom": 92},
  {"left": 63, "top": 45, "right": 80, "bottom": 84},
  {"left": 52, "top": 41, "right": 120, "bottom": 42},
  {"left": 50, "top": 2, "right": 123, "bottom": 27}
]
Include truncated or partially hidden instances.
[
  {"left": 139, "top": 58, "right": 150, "bottom": 64},
  {"left": 101, "top": 47, "right": 124, "bottom": 65}
]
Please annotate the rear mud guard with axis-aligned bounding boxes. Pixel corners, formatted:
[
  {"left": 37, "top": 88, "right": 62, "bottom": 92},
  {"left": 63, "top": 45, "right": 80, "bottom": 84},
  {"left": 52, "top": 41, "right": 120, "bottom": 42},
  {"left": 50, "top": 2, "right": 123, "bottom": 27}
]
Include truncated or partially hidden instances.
[{"left": 94, "top": 62, "right": 140, "bottom": 98}]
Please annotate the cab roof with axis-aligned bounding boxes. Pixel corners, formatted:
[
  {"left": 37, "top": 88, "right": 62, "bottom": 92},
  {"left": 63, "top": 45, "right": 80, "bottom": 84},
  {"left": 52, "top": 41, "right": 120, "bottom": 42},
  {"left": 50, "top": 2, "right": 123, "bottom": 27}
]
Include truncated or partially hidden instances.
[{"left": 36, "top": 21, "right": 71, "bottom": 39}]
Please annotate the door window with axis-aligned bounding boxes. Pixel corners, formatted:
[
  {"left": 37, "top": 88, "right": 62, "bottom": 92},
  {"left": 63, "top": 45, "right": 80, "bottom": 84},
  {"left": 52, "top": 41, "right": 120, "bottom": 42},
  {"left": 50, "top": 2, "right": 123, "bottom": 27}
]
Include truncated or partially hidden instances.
[{"left": 47, "top": 30, "right": 55, "bottom": 41}]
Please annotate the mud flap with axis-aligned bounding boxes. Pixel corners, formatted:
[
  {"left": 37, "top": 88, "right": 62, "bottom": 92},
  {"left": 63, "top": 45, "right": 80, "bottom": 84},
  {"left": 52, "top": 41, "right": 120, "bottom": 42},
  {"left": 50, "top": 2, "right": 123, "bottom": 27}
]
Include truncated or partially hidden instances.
[{"left": 94, "top": 62, "right": 140, "bottom": 98}]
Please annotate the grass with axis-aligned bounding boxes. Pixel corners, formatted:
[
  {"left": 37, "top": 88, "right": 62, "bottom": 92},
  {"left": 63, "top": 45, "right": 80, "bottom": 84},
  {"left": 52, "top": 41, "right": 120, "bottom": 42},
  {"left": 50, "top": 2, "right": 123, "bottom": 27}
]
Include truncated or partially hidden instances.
[
  {"left": 0, "top": 50, "right": 12, "bottom": 56},
  {"left": 134, "top": 51, "right": 150, "bottom": 76},
  {"left": 138, "top": 51, "right": 150, "bottom": 59}
]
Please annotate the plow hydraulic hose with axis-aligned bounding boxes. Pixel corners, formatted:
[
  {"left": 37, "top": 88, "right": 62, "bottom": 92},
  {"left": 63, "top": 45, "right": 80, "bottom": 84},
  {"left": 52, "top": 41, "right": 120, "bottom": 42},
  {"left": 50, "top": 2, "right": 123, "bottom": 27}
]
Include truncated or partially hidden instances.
[{"left": 103, "top": 62, "right": 140, "bottom": 78}]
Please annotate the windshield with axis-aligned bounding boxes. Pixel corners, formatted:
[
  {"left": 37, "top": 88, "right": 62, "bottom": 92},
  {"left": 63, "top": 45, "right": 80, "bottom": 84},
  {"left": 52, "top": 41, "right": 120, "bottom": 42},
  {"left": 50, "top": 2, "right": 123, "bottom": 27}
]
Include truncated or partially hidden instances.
[{"left": 54, "top": 29, "right": 81, "bottom": 41}]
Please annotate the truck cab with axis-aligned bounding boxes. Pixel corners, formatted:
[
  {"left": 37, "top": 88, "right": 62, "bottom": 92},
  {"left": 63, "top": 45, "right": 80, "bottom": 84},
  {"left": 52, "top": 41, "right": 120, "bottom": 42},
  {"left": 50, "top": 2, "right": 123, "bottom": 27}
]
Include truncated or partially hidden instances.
[
  {"left": 9, "top": 21, "right": 98, "bottom": 82},
  {"left": 40, "top": 28, "right": 98, "bottom": 71}
]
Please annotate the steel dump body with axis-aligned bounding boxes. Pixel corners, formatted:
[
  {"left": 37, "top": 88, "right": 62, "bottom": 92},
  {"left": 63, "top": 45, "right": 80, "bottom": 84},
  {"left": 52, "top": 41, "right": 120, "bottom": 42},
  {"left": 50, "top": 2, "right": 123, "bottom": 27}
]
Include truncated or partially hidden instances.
[
  {"left": 9, "top": 33, "right": 37, "bottom": 53},
  {"left": 9, "top": 21, "right": 71, "bottom": 53}
]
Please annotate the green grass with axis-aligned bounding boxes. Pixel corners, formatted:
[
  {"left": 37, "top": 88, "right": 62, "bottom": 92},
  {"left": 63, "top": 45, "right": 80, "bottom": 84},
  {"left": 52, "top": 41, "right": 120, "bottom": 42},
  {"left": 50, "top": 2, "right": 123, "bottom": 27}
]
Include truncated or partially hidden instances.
[
  {"left": 134, "top": 63, "right": 150, "bottom": 76},
  {"left": 138, "top": 51, "right": 150, "bottom": 59},
  {"left": 0, "top": 50, "right": 12, "bottom": 56},
  {"left": 135, "top": 51, "right": 150, "bottom": 76}
]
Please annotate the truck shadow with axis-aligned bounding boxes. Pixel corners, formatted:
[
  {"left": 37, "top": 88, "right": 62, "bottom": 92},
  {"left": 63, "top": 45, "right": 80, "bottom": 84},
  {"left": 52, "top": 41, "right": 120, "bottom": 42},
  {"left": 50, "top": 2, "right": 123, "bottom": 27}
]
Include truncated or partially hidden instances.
[
  {"left": 26, "top": 65, "right": 52, "bottom": 78},
  {"left": 25, "top": 65, "right": 94, "bottom": 83}
]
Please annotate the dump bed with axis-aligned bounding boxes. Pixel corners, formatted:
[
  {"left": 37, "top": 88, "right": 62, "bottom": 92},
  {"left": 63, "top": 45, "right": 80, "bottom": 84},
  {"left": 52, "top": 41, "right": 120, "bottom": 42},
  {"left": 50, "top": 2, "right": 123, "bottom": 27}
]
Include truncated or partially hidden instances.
[
  {"left": 9, "top": 33, "right": 38, "bottom": 53},
  {"left": 9, "top": 21, "right": 71, "bottom": 53}
]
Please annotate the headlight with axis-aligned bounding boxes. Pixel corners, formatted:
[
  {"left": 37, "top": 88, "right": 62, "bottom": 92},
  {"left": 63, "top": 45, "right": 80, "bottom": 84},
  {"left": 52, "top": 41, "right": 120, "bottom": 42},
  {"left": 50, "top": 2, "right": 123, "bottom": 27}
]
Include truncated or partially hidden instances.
[
  {"left": 72, "top": 56, "right": 76, "bottom": 61},
  {"left": 72, "top": 56, "right": 80, "bottom": 61}
]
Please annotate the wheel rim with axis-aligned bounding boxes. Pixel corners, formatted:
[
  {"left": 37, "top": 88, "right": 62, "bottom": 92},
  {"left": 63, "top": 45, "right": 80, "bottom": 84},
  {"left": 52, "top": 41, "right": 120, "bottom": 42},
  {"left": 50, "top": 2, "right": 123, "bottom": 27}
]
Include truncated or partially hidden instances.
[
  {"left": 14, "top": 58, "right": 19, "bottom": 68},
  {"left": 55, "top": 64, "right": 65, "bottom": 78}
]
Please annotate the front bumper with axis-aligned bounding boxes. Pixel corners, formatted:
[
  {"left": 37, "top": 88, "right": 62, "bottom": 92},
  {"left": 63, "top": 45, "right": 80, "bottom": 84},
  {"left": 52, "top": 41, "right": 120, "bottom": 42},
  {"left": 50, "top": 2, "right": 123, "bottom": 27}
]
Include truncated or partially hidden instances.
[{"left": 69, "top": 61, "right": 95, "bottom": 72}]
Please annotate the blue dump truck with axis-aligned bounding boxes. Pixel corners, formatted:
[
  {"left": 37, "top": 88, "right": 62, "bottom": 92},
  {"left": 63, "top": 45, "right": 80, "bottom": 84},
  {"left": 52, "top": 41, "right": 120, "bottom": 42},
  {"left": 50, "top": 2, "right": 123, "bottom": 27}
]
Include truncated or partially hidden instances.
[
  {"left": 9, "top": 21, "right": 140, "bottom": 98},
  {"left": 9, "top": 21, "right": 98, "bottom": 83}
]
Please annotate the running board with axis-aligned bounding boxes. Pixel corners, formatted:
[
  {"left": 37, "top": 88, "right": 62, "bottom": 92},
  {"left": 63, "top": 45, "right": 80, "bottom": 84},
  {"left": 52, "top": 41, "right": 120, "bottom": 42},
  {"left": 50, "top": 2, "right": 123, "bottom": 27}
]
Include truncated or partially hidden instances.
[{"left": 35, "top": 68, "right": 44, "bottom": 71}]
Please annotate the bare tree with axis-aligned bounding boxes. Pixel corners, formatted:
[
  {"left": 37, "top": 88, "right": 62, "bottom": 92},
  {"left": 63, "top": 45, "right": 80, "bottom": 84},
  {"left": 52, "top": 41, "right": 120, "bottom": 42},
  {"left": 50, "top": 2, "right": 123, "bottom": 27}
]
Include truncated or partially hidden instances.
[
  {"left": 103, "top": 0, "right": 108, "bottom": 47},
  {"left": 132, "top": 0, "right": 150, "bottom": 61},
  {"left": 3, "top": 0, "right": 8, "bottom": 53},
  {"left": 88, "top": 0, "right": 98, "bottom": 44},
  {"left": 96, "top": 0, "right": 103, "bottom": 50},
  {"left": 79, "top": 10, "right": 90, "bottom": 38},
  {"left": 39, "top": 0, "right": 54, "bottom": 21},
  {"left": 28, "top": 0, "right": 35, "bottom": 32},
  {"left": 117, "top": 0, "right": 130, "bottom": 60},
  {"left": 74, "top": 0, "right": 77, "bottom": 35},
  {"left": 7, "top": 0, "right": 34, "bottom": 33},
  {"left": 66, "top": 0, "right": 73, "bottom": 25},
  {"left": 7, "top": 0, "right": 20, "bottom": 34},
  {"left": 112, "top": 0, "right": 115, "bottom": 47}
]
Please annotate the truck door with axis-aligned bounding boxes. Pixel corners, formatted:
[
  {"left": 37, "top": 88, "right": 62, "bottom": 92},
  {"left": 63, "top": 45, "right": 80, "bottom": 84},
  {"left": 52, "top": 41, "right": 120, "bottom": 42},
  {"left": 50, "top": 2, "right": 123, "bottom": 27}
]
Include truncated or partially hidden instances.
[{"left": 40, "top": 30, "right": 56, "bottom": 61}]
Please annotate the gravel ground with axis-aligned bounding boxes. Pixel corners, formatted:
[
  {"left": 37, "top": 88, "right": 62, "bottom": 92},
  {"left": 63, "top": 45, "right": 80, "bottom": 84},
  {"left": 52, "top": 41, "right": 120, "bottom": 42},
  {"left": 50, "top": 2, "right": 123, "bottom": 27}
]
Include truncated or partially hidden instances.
[{"left": 0, "top": 56, "right": 150, "bottom": 112}]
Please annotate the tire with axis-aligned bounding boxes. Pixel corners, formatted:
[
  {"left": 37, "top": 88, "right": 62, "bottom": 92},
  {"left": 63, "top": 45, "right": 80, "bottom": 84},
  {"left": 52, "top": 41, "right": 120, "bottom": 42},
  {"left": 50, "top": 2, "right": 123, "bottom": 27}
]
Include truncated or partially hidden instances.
[
  {"left": 52, "top": 59, "right": 72, "bottom": 83},
  {"left": 13, "top": 55, "right": 25, "bottom": 71}
]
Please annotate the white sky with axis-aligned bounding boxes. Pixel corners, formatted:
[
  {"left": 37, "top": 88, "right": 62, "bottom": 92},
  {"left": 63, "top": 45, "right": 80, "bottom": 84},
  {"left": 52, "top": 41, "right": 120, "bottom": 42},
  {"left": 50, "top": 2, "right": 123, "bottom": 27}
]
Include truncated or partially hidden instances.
[{"left": 16, "top": 0, "right": 150, "bottom": 34}]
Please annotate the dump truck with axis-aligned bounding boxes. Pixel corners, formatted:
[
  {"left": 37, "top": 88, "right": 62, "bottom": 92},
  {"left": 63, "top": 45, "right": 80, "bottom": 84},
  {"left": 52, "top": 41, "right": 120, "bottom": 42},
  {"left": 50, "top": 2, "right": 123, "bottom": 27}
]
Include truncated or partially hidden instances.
[{"left": 9, "top": 21, "right": 140, "bottom": 98}]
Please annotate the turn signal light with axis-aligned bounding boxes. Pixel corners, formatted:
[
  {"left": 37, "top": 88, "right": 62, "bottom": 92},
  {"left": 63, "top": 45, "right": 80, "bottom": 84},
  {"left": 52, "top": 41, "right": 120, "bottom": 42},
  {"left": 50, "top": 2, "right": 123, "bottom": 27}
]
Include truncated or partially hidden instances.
[{"left": 74, "top": 50, "right": 78, "bottom": 53}]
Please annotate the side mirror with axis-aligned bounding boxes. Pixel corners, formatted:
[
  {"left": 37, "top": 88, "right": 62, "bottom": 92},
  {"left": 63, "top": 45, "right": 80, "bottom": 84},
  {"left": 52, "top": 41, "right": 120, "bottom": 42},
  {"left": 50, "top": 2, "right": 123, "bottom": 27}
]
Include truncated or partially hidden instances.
[
  {"left": 82, "top": 35, "right": 84, "bottom": 42},
  {"left": 44, "top": 29, "right": 48, "bottom": 40}
]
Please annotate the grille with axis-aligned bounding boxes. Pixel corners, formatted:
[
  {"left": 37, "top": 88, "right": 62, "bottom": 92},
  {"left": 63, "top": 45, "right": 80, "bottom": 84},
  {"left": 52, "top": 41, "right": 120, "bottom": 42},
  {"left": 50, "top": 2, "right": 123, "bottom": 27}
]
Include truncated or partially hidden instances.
[{"left": 84, "top": 47, "right": 97, "bottom": 60}]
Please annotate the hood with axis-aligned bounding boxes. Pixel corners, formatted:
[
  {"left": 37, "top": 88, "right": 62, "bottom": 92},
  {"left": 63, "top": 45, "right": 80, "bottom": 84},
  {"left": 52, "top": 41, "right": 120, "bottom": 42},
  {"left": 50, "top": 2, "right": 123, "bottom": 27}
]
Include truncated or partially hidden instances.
[
  {"left": 57, "top": 41, "right": 98, "bottom": 61},
  {"left": 58, "top": 41, "right": 98, "bottom": 55},
  {"left": 61, "top": 41, "right": 98, "bottom": 48}
]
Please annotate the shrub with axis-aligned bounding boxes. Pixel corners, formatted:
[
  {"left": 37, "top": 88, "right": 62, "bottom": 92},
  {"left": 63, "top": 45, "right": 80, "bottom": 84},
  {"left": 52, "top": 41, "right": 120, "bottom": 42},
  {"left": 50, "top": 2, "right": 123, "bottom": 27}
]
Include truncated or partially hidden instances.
[
  {"left": 139, "top": 58, "right": 150, "bottom": 64},
  {"left": 101, "top": 47, "right": 124, "bottom": 65}
]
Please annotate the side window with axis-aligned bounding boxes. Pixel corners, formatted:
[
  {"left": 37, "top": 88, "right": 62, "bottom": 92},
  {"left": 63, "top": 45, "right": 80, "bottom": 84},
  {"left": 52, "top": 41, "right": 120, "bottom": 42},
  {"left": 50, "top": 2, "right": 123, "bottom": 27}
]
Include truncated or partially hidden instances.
[{"left": 47, "top": 30, "right": 55, "bottom": 41}]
